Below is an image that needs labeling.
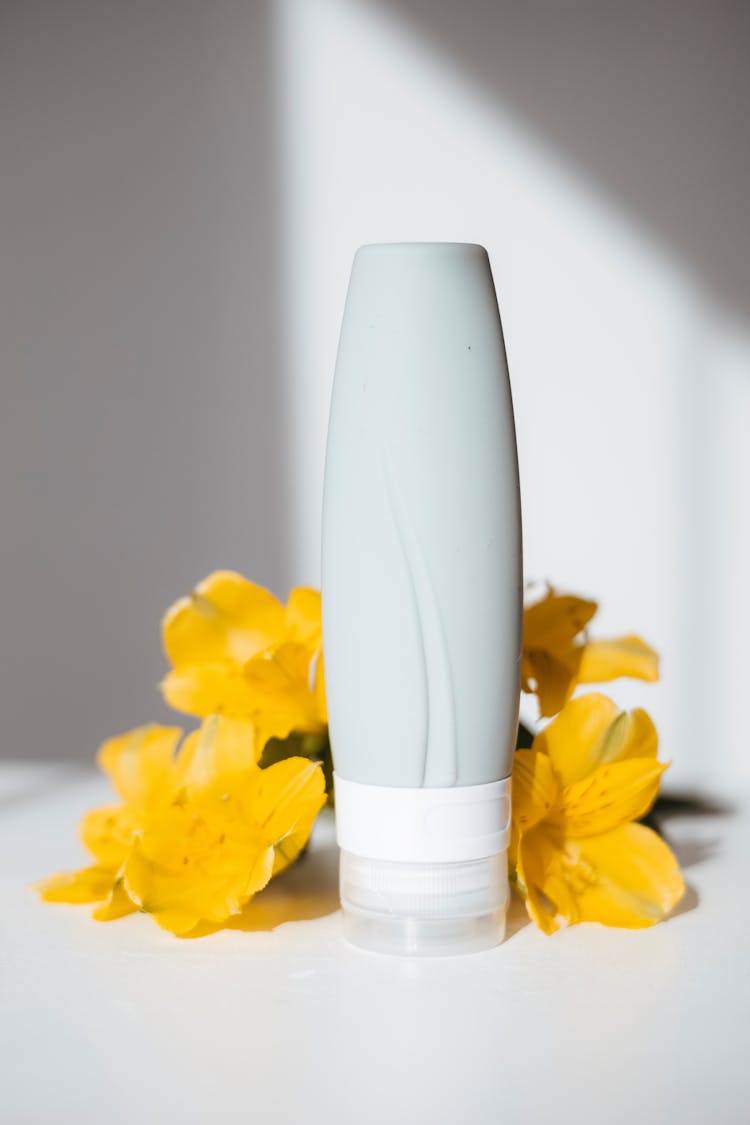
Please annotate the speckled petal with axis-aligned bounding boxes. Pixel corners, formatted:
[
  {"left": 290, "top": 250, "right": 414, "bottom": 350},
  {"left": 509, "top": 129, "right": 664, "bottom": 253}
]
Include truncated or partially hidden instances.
[
  {"left": 552, "top": 758, "right": 667, "bottom": 837},
  {"left": 512, "top": 750, "right": 560, "bottom": 835}
]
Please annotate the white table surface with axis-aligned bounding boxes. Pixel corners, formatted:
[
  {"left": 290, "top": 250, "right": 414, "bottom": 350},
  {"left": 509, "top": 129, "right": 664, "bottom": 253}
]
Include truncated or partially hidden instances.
[{"left": 1, "top": 762, "right": 748, "bottom": 1125}]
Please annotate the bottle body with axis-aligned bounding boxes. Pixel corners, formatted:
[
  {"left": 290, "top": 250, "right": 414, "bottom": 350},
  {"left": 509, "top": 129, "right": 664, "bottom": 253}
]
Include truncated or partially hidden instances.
[{"left": 321, "top": 243, "right": 522, "bottom": 954}]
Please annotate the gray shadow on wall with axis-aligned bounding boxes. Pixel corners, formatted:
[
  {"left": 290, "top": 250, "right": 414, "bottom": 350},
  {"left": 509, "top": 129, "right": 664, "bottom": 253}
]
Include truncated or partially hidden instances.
[
  {"left": 644, "top": 791, "right": 732, "bottom": 869},
  {"left": 0, "top": 0, "right": 289, "bottom": 760}
]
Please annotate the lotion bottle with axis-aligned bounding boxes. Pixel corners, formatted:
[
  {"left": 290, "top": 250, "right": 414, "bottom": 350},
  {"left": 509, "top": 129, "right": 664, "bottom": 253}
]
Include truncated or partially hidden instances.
[{"left": 322, "top": 243, "right": 522, "bottom": 955}]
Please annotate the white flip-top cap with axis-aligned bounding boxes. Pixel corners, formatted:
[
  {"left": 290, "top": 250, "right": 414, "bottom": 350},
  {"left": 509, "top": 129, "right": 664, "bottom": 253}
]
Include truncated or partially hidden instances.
[{"left": 335, "top": 774, "right": 511, "bottom": 956}]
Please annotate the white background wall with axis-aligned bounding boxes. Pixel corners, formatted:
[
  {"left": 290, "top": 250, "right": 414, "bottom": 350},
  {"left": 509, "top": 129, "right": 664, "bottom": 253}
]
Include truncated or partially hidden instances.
[{"left": 2, "top": 0, "right": 749, "bottom": 789}]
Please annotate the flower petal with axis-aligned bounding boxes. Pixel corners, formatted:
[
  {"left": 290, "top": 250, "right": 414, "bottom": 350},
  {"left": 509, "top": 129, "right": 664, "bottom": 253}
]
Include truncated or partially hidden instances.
[
  {"left": 272, "top": 807, "right": 319, "bottom": 877},
  {"left": 242, "top": 643, "right": 326, "bottom": 746},
  {"left": 578, "top": 635, "right": 659, "bottom": 685},
  {"left": 512, "top": 750, "right": 560, "bottom": 834},
  {"left": 552, "top": 758, "right": 667, "bottom": 836},
  {"left": 174, "top": 715, "right": 260, "bottom": 791},
  {"left": 524, "top": 648, "right": 582, "bottom": 717},
  {"left": 97, "top": 725, "right": 181, "bottom": 805},
  {"left": 535, "top": 693, "right": 657, "bottom": 787},
  {"left": 139, "top": 843, "right": 277, "bottom": 937},
  {"left": 123, "top": 799, "right": 271, "bottom": 935},
  {"left": 523, "top": 591, "right": 598, "bottom": 649},
  {"left": 313, "top": 651, "right": 327, "bottom": 725},
  {"left": 92, "top": 879, "right": 139, "bottom": 921},
  {"left": 516, "top": 825, "right": 570, "bottom": 934},
  {"left": 517, "top": 821, "right": 684, "bottom": 932},
  {"left": 564, "top": 824, "right": 684, "bottom": 927},
  {"left": 251, "top": 757, "right": 326, "bottom": 847},
  {"left": 162, "top": 571, "right": 285, "bottom": 671},
  {"left": 595, "top": 707, "right": 659, "bottom": 766},
  {"left": 161, "top": 663, "right": 253, "bottom": 718},
  {"left": 36, "top": 865, "right": 116, "bottom": 905},
  {"left": 285, "top": 587, "right": 323, "bottom": 649},
  {"left": 80, "top": 804, "right": 139, "bottom": 866}
]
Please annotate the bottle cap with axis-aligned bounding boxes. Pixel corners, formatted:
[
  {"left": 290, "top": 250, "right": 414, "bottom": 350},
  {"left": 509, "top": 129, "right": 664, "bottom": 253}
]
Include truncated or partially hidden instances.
[
  {"left": 334, "top": 774, "right": 511, "bottom": 957},
  {"left": 340, "top": 850, "right": 508, "bottom": 956}
]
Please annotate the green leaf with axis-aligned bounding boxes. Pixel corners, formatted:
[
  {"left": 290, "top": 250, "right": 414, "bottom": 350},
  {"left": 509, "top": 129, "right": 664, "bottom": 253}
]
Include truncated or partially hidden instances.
[{"left": 516, "top": 720, "right": 535, "bottom": 750}]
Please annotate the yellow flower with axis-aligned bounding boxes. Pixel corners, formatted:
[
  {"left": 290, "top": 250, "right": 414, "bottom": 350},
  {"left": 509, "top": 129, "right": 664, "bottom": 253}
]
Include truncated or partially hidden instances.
[
  {"left": 522, "top": 588, "right": 659, "bottom": 717},
  {"left": 161, "top": 571, "right": 327, "bottom": 754},
  {"left": 36, "top": 725, "right": 183, "bottom": 921},
  {"left": 36, "top": 716, "right": 326, "bottom": 934},
  {"left": 125, "top": 729, "right": 325, "bottom": 935},
  {"left": 511, "top": 693, "right": 684, "bottom": 933}
]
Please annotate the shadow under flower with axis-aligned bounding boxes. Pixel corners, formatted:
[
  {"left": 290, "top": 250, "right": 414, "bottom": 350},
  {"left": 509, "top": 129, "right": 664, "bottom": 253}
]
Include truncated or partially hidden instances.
[
  {"left": 504, "top": 890, "right": 531, "bottom": 941},
  {"left": 644, "top": 790, "right": 733, "bottom": 871},
  {"left": 668, "top": 881, "right": 699, "bottom": 920},
  {"left": 645, "top": 790, "right": 736, "bottom": 922}
]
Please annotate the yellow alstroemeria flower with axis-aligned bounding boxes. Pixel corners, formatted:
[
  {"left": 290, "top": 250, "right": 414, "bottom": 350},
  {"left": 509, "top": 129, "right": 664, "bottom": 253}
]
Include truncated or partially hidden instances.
[
  {"left": 522, "top": 587, "right": 659, "bottom": 717},
  {"left": 511, "top": 693, "right": 684, "bottom": 933},
  {"left": 125, "top": 726, "right": 325, "bottom": 935},
  {"left": 36, "top": 716, "right": 326, "bottom": 935},
  {"left": 36, "top": 724, "right": 183, "bottom": 921},
  {"left": 161, "top": 571, "right": 327, "bottom": 755}
]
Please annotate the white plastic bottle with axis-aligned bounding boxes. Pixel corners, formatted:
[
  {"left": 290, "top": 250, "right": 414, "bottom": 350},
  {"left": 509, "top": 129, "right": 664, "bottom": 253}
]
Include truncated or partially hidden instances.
[{"left": 322, "top": 243, "right": 522, "bottom": 955}]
